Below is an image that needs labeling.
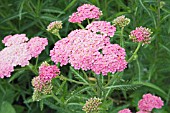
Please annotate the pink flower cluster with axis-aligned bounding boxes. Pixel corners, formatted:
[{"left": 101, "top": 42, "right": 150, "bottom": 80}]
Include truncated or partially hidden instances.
[
  {"left": 129, "top": 26, "right": 152, "bottom": 44},
  {"left": 86, "top": 21, "right": 116, "bottom": 37},
  {"left": 138, "top": 93, "right": 164, "bottom": 112},
  {"left": 32, "top": 62, "right": 60, "bottom": 91},
  {"left": 50, "top": 29, "right": 127, "bottom": 75},
  {"left": 2, "top": 34, "right": 28, "bottom": 46},
  {"left": 27, "top": 37, "right": 48, "bottom": 58},
  {"left": 39, "top": 62, "right": 60, "bottom": 83},
  {"left": 118, "top": 109, "right": 132, "bottom": 113},
  {"left": 118, "top": 93, "right": 164, "bottom": 113},
  {"left": 69, "top": 4, "right": 102, "bottom": 23},
  {"left": 0, "top": 34, "right": 48, "bottom": 78}
]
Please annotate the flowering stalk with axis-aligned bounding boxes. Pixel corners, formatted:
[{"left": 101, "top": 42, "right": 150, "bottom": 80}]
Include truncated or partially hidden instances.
[
  {"left": 56, "top": 32, "right": 62, "bottom": 40},
  {"left": 77, "top": 23, "right": 85, "bottom": 29},
  {"left": 27, "top": 64, "right": 38, "bottom": 75},
  {"left": 120, "top": 27, "right": 125, "bottom": 48},
  {"left": 58, "top": 75, "right": 90, "bottom": 85},
  {"left": 104, "top": 72, "right": 120, "bottom": 98},
  {"left": 128, "top": 42, "right": 142, "bottom": 63}
]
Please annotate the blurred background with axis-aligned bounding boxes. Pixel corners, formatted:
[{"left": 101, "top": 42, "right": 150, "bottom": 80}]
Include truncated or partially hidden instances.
[{"left": 0, "top": 0, "right": 170, "bottom": 113}]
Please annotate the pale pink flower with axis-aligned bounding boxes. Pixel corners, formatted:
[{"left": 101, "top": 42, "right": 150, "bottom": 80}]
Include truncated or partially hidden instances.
[
  {"left": 118, "top": 108, "right": 132, "bottom": 113},
  {"left": 91, "top": 44, "right": 127, "bottom": 75},
  {"left": 138, "top": 93, "right": 164, "bottom": 111},
  {"left": 129, "top": 26, "right": 152, "bottom": 44},
  {"left": 50, "top": 29, "right": 127, "bottom": 75},
  {"left": 0, "top": 35, "right": 48, "bottom": 78},
  {"left": 69, "top": 4, "right": 102, "bottom": 23},
  {"left": 27, "top": 37, "right": 48, "bottom": 58},
  {"left": 86, "top": 21, "right": 116, "bottom": 37},
  {"left": 0, "top": 63, "right": 14, "bottom": 78},
  {"left": 68, "top": 12, "right": 84, "bottom": 23},
  {"left": 39, "top": 62, "right": 60, "bottom": 82},
  {"left": 2, "top": 34, "right": 28, "bottom": 47},
  {"left": 67, "top": 30, "right": 110, "bottom": 71},
  {"left": 50, "top": 38, "right": 71, "bottom": 66}
]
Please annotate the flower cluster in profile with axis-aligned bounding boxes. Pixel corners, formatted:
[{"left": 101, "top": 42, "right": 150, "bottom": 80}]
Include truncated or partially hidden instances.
[
  {"left": 118, "top": 93, "right": 164, "bottom": 113},
  {"left": 0, "top": 34, "right": 48, "bottom": 78},
  {"left": 69, "top": 4, "right": 102, "bottom": 23},
  {"left": 86, "top": 21, "right": 116, "bottom": 37},
  {"left": 112, "top": 15, "right": 130, "bottom": 28},
  {"left": 32, "top": 62, "right": 60, "bottom": 101},
  {"left": 50, "top": 29, "right": 127, "bottom": 75},
  {"left": 46, "top": 21, "right": 62, "bottom": 35},
  {"left": 82, "top": 97, "right": 102, "bottom": 113},
  {"left": 129, "top": 26, "right": 153, "bottom": 44}
]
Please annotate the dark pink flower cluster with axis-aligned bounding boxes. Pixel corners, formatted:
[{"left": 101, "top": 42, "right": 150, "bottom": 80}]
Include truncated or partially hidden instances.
[
  {"left": 50, "top": 29, "right": 127, "bottom": 75},
  {"left": 138, "top": 93, "right": 164, "bottom": 112},
  {"left": 118, "top": 108, "right": 132, "bottom": 113},
  {"left": 39, "top": 62, "right": 60, "bottom": 83},
  {"left": 0, "top": 34, "right": 48, "bottom": 78},
  {"left": 69, "top": 4, "right": 102, "bottom": 23},
  {"left": 129, "top": 26, "right": 152, "bottom": 44},
  {"left": 32, "top": 62, "right": 60, "bottom": 91},
  {"left": 118, "top": 93, "right": 164, "bottom": 113},
  {"left": 86, "top": 21, "right": 116, "bottom": 37}
]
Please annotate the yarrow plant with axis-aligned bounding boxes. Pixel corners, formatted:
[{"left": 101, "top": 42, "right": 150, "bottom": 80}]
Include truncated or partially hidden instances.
[{"left": 0, "top": 3, "right": 166, "bottom": 113}]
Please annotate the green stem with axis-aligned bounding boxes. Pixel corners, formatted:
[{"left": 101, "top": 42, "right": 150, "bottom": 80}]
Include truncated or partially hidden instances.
[
  {"left": 77, "top": 23, "right": 85, "bottom": 29},
  {"left": 87, "top": 19, "right": 90, "bottom": 24},
  {"left": 82, "top": 70, "right": 89, "bottom": 82},
  {"left": 127, "top": 42, "right": 142, "bottom": 63},
  {"left": 95, "top": 74, "right": 104, "bottom": 98},
  {"left": 56, "top": 32, "right": 62, "bottom": 40},
  {"left": 104, "top": 73, "right": 120, "bottom": 98},
  {"left": 51, "top": 92, "right": 63, "bottom": 104},
  {"left": 58, "top": 75, "right": 91, "bottom": 86},
  {"left": 105, "top": 73, "right": 119, "bottom": 86},
  {"left": 120, "top": 27, "right": 125, "bottom": 48},
  {"left": 35, "top": 56, "right": 39, "bottom": 69},
  {"left": 27, "top": 64, "right": 38, "bottom": 75},
  {"left": 136, "top": 59, "right": 141, "bottom": 81}
]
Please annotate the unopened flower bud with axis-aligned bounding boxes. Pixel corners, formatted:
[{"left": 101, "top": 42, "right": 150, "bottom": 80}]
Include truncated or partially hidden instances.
[
  {"left": 112, "top": 15, "right": 130, "bottom": 27},
  {"left": 47, "top": 21, "right": 62, "bottom": 35},
  {"left": 82, "top": 97, "right": 102, "bottom": 113}
]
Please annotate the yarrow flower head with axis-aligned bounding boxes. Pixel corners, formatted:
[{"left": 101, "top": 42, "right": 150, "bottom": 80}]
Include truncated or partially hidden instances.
[
  {"left": 2, "top": 34, "right": 28, "bottom": 47},
  {"left": 0, "top": 35, "right": 48, "bottom": 78},
  {"left": 27, "top": 37, "right": 48, "bottom": 58},
  {"left": 129, "top": 26, "right": 153, "bottom": 44},
  {"left": 118, "top": 108, "right": 132, "bottom": 113},
  {"left": 69, "top": 4, "right": 102, "bottom": 23},
  {"left": 50, "top": 29, "right": 127, "bottom": 75},
  {"left": 47, "top": 21, "right": 62, "bottom": 35},
  {"left": 112, "top": 15, "right": 130, "bottom": 28},
  {"left": 82, "top": 97, "right": 102, "bottom": 113},
  {"left": 32, "top": 76, "right": 53, "bottom": 101},
  {"left": 32, "top": 62, "right": 60, "bottom": 101},
  {"left": 138, "top": 93, "right": 164, "bottom": 112},
  {"left": 39, "top": 61, "right": 60, "bottom": 82},
  {"left": 86, "top": 21, "right": 116, "bottom": 37}
]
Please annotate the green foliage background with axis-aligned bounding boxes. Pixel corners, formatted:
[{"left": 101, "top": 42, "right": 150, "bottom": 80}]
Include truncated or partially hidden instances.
[{"left": 0, "top": 0, "right": 170, "bottom": 113}]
